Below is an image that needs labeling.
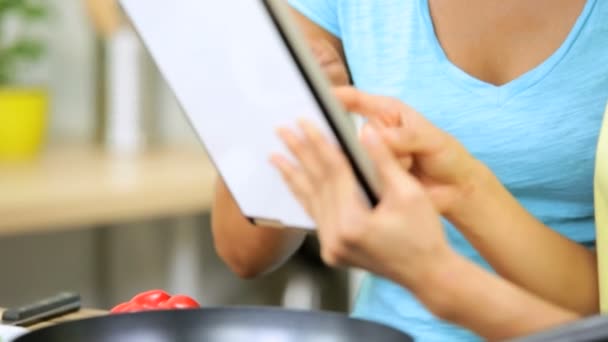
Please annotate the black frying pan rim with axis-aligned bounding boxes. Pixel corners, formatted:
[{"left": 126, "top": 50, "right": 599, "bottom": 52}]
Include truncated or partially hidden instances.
[{"left": 15, "top": 306, "right": 412, "bottom": 341}]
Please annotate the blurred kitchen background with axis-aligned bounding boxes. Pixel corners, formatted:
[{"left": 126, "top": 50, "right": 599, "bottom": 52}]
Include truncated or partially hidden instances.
[{"left": 0, "top": 0, "right": 364, "bottom": 311}]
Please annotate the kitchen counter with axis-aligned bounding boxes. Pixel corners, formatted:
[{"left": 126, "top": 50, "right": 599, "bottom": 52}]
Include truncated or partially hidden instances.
[
  {"left": 0, "top": 145, "right": 217, "bottom": 236},
  {"left": 0, "top": 308, "right": 107, "bottom": 331}
]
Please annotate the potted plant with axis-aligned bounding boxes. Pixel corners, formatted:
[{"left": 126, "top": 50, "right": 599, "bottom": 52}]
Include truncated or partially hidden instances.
[{"left": 0, "top": 0, "right": 49, "bottom": 161}]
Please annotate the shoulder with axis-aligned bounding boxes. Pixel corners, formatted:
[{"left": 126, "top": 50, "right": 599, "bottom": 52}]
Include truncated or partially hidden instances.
[
  {"left": 288, "top": 1, "right": 421, "bottom": 35},
  {"left": 287, "top": 0, "right": 342, "bottom": 37}
]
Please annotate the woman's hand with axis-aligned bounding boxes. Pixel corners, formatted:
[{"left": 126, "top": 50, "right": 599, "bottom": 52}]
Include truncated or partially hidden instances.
[
  {"left": 271, "top": 121, "right": 453, "bottom": 285},
  {"left": 330, "top": 88, "right": 599, "bottom": 315},
  {"left": 334, "top": 86, "right": 490, "bottom": 218}
]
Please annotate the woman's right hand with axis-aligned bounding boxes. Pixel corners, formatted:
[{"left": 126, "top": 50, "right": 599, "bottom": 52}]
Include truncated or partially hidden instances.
[{"left": 271, "top": 121, "right": 454, "bottom": 286}]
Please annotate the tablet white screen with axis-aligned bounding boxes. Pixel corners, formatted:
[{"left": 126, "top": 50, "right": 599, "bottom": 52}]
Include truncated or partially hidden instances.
[{"left": 121, "top": 0, "right": 348, "bottom": 229}]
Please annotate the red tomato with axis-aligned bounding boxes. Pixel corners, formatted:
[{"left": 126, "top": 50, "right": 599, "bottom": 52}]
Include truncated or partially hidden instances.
[
  {"left": 110, "top": 302, "right": 131, "bottom": 313},
  {"left": 111, "top": 302, "right": 143, "bottom": 314},
  {"left": 165, "top": 295, "right": 200, "bottom": 309},
  {"left": 131, "top": 289, "right": 170, "bottom": 307},
  {"left": 156, "top": 301, "right": 173, "bottom": 310},
  {"left": 110, "top": 290, "right": 200, "bottom": 314},
  {"left": 124, "top": 302, "right": 145, "bottom": 313}
]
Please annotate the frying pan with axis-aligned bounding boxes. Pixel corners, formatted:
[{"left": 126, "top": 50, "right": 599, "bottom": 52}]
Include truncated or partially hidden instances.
[{"left": 14, "top": 307, "right": 413, "bottom": 342}]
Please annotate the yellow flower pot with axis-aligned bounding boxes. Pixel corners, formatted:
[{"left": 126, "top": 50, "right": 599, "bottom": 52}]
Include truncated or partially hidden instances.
[{"left": 0, "top": 88, "right": 48, "bottom": 161}]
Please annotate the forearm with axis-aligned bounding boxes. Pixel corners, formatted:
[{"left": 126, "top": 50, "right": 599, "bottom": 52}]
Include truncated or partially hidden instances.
[
  {"left": 211, "top": 7, "right": 344, "bottom": 279},
  {"left": 403, "top": 250, "right": 579, "bottom": 341},
  {"left": 448, "top": 163, "right": 598, "bottom": 314},
  {"left": 211, "top": 179, "right": 306, "bottom": 278}
]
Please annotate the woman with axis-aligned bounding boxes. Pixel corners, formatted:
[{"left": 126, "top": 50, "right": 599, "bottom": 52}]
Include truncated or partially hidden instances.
[
  {"left": 271, "top": 88, "right": 607, "bottom": 340},
  {"left": 212, "top": 1, "right": 608, "bottom": 340}
]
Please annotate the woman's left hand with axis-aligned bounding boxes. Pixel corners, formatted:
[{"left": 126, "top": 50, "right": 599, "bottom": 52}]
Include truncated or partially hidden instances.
[
  {"left": 271, "top": 121, "right": 453, "bottom": 285},
  {"left": 333, "top": 86, "right": 489, "bottom": 219}
]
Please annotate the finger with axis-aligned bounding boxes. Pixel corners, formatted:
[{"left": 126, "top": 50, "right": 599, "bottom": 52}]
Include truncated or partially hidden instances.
[
  {"left": 376, "top": 126, "right": 420, "bottom": 155},
  {"left": 298, "top": 119, "right": 369, "bottom": 213},
  {"left": 333, "top": 86, "right": 401, "bottom": 126},
  {"left": 297, "top": 119, "right": 350, "bottom": 177},
  {"left": 376, "top": 123, "right": 449, "bottom": 158},
  {"left": 296, "top": 119, "right": 348, "bottom": 227},
  {"left": 360, "top": 120, "right": 386, "bottom": 139},
  {"left": 399, "top": 156, "right": 414, "bottom": 171},
  {"left": 360, "top": 125, "right": 419, "bottom": 192},
  {"left": 277, "top": 127, "right": 325, "bottom": 181},
  {"left": 336, "top": 87, "right": 447, "bottom": 155},
  {"left": 270, "top": 154, "right": 314, "bottom": 215},
  {"left": 362, "top": 123, "right": 415, "bottom": 170},
  {"left": 292, "top": 121, "right": 355, "bottom": 227}
]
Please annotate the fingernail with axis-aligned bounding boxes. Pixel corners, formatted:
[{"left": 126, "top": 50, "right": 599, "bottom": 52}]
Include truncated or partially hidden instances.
[{"left": 362, "top": 125, "right": 379, "bottom": 145}]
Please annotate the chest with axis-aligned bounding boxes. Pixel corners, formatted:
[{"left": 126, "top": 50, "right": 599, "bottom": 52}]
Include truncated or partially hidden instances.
[
  {"left": 339, "top": 0, "right": 608, "bottom": 200},
  {"left": 427, "top": 0, "right": 586, "bottom": 86}
]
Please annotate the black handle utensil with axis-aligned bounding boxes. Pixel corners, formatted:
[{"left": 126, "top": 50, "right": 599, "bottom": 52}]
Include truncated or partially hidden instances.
[{"left": 2, "top": 292, "right": 81, "bottom": 327}]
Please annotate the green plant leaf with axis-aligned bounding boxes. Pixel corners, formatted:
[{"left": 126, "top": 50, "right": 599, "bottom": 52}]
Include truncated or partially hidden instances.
[
  {"left": 0, "top": 62, "right": 13, "bottom": 85},
  {"left": 6, "top": 39, "right": 44, "bottom": 60},
  {"left": 0, "top": 0, "right": 49, "bottom": 84},
  {"left": 0, "top": 50, "right": 16, "bottom": 84},
  {"left": 0, "top": 0, "right": 22, "bottom": 13},
  {"left": 0, "top": 0, "right": 48, "bottom": 19},
  {"left": 21, "top": 4, "right": 47, "bottom": 19}
]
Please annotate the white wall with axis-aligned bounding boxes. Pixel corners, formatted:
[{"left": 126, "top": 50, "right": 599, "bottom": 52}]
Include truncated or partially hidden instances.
[{"left": 40, "top": 0, "right": 198, "bottom": 145}]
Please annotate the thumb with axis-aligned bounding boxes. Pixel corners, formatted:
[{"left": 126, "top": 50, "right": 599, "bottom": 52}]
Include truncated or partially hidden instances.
[
  {"left": 376, "top": 115, "right": 447, "bottom": 157},
  {"left": 361, "top": 125, "right": 419, "bottom": 193}
]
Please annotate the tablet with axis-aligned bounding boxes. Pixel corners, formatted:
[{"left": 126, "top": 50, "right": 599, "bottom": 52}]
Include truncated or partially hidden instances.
[{"left": 120, "top": 0, "right": 379, "bottom": 230}]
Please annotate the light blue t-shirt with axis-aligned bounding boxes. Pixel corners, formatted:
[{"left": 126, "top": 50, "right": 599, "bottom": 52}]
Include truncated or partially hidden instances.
[{"left": 287, "top": 0, "right": 608, "bottom": 340}]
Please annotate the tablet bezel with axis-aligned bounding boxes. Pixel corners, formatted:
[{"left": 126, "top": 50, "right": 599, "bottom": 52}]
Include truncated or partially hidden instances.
[{"left": 257, "top": 0, "right": 381, "bottom": 222}]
